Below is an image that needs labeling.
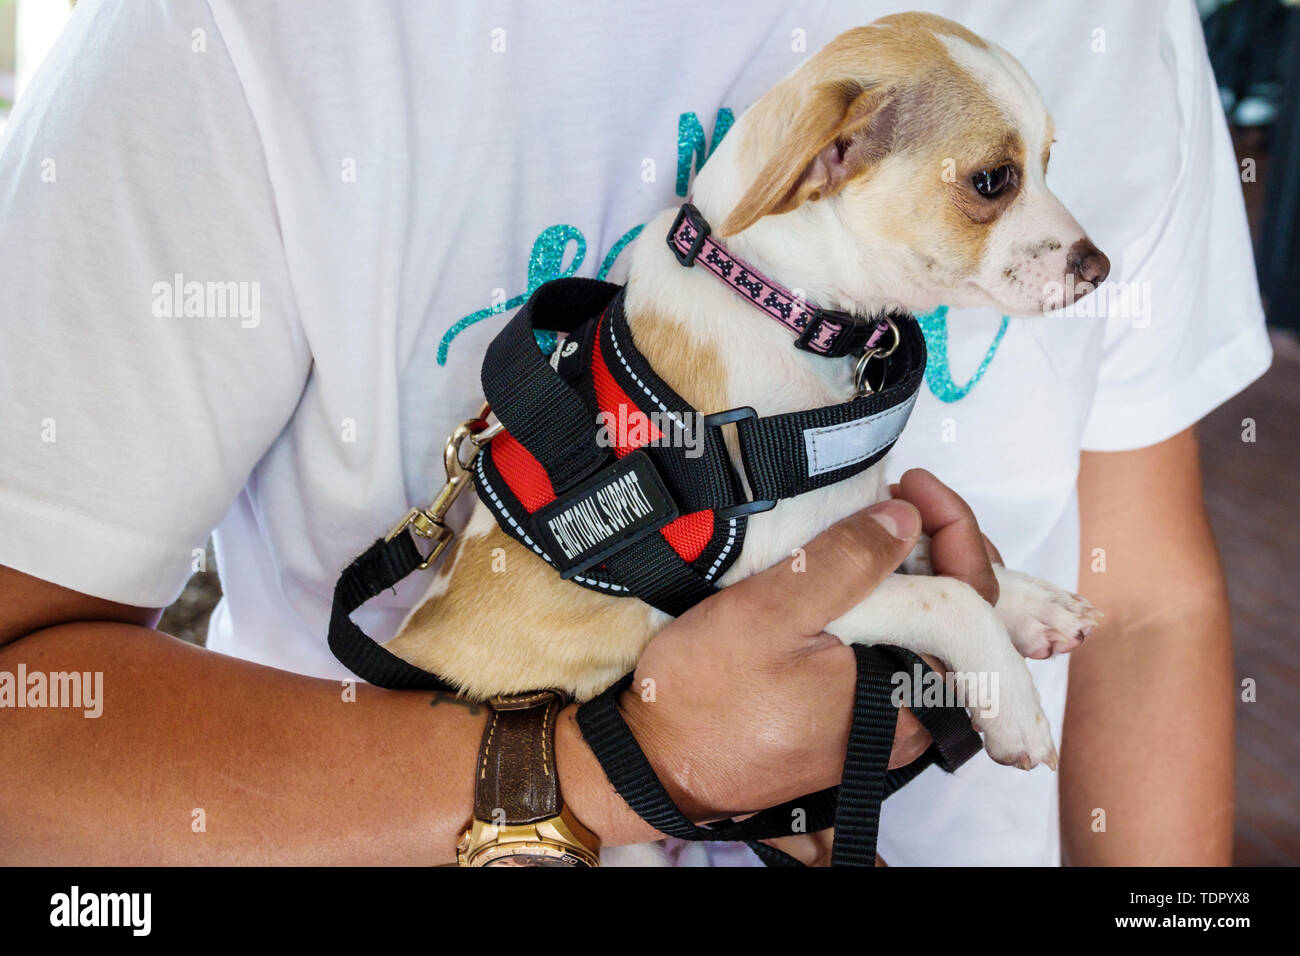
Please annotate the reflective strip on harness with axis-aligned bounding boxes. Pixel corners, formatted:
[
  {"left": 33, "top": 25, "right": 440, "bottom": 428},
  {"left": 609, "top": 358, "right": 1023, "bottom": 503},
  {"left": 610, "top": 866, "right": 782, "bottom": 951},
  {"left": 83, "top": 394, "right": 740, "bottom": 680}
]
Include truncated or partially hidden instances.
[{"left": 803, "top": 391, "right": 919, "bottom": 477}]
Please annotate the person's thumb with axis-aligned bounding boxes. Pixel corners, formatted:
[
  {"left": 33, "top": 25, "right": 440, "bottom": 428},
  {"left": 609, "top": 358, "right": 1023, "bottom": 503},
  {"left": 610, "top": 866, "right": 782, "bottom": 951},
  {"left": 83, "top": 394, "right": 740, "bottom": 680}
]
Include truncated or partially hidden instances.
[{"left": 727, "top": 499, "right": 921, "bottom": 637}]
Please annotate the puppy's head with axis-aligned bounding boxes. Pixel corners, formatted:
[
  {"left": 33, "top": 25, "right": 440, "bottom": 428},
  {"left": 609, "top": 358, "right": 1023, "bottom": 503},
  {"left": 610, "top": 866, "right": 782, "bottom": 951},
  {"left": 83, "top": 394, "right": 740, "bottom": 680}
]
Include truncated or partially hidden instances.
[{"left": 716, "top": 13, "right": 1108, "bottom": 316}]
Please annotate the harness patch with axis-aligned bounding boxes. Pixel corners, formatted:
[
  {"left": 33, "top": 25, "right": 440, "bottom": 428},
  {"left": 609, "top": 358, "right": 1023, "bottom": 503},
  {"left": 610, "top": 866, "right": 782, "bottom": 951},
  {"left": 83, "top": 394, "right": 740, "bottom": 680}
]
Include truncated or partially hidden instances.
[{"left": 534, "top": 449, "right": 679, "bottom": 578}]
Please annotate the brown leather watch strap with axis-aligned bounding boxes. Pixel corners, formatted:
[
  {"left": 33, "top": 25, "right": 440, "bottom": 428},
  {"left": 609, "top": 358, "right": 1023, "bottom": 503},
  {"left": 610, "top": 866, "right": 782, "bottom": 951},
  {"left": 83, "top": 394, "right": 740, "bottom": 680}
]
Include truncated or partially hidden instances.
[{"left": 474, "top": 689, "right": 569, "bottom": 825}]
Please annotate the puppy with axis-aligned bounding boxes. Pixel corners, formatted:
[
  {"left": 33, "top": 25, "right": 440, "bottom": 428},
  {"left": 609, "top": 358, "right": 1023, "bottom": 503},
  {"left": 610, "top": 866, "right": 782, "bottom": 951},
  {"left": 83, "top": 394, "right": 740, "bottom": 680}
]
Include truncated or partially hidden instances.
[{"left": 389, "top": 13, "right": 1106, "bottom": 780}]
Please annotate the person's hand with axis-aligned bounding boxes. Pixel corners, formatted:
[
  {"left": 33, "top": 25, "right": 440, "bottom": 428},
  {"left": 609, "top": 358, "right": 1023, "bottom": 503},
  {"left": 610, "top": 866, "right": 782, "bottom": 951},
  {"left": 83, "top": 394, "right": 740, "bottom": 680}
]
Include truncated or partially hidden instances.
[
  {"left": 618, "top": 468, "right": 999, "bottom": 825},
  {"left": 891, "top": 467, "right": 1003, "bottom": 598}
]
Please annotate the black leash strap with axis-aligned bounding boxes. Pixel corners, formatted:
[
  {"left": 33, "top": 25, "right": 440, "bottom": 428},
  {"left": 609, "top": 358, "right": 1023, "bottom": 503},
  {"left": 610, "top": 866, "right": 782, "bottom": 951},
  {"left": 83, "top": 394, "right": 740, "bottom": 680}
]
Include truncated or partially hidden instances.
[
  {"left": 830, "top": 644, "right": 899, "bottom": 866},
  {"left": 328, "top": 535, "right": 453, "bottom": 692},
  {"left": 574, "top": 643, "right": 981, "bottom": 866},
  {"left": 889, "top": 648, "right": 986, "bottom": 776},
  {"left": 575, "top": 673, "right": 841, "bottom": 844}
]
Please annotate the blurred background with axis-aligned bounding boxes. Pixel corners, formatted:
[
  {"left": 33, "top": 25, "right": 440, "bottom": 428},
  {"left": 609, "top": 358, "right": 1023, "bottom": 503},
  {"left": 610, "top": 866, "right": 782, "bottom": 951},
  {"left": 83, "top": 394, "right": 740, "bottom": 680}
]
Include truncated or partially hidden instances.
[{"left": 2, "top": 0, "right": 1294, "bottom": 864}]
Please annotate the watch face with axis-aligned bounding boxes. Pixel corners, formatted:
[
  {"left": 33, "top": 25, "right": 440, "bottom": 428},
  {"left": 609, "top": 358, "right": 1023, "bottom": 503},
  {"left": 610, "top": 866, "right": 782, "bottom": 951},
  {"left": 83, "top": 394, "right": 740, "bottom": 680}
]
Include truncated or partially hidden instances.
[
  {"left": 481, "top": 854, "right": 581, "bottom": 867},
  {"left": 474, "top": 842, "right": 594, "bottom": 867}
]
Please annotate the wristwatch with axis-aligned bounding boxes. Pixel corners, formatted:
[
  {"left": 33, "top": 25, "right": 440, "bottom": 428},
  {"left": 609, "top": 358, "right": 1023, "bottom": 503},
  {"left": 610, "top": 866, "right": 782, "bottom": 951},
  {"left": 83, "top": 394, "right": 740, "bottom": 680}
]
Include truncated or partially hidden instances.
[{"left": 457, "top": 689, "right": 602, "bottom": 867}]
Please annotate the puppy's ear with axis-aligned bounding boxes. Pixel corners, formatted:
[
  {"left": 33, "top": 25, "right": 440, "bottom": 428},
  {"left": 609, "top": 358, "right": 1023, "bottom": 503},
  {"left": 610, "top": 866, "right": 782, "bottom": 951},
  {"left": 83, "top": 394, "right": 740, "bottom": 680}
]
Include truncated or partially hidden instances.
[{"left": 720, "top": 82, "right": 897, "bottom": 236}]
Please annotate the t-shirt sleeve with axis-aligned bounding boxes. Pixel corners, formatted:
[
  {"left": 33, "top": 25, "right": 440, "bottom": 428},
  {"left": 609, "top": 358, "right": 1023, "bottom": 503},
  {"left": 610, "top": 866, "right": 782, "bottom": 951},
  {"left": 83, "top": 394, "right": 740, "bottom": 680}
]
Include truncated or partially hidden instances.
[
  {"left": 1079, "top": 0, "right": 1272, "bottom": 453},
  {"left": 0, "top": 0, "right": 311, "bottom": 607}
]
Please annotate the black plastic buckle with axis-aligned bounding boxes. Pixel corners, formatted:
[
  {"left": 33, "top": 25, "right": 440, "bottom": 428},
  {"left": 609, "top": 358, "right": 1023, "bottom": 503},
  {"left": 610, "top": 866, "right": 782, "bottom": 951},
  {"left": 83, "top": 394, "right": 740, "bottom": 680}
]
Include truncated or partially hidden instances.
[
  {"left": 795, "top": 308, "right": 873, "bottom": 358},
  {"left": 703, "top": 406, "right": 777, "bottom": 520},
  {"left": 668, "top": 203, "right": 710, "bottom": 267}
]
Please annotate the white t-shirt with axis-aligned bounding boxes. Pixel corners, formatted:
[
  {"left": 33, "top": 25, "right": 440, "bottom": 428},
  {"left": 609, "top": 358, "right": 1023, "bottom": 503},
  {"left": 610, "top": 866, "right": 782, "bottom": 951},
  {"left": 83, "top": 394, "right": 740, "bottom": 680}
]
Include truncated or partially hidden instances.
[{"left": 0, "top": 0, "right": 1270, "bottom": 865}]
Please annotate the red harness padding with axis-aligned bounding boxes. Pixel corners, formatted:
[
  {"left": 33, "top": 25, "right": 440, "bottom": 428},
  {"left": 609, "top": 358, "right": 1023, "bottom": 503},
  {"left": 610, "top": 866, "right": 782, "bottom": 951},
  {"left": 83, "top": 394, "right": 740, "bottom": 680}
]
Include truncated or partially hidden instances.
[{"left": 489, "top": 315, "right": 714, "bottom": 564}]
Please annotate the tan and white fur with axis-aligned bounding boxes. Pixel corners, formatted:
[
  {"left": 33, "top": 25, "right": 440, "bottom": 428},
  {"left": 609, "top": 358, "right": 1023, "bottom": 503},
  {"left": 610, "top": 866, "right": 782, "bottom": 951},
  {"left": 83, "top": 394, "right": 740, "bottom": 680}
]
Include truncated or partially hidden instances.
[{"left": 389, "top": 15, "right": 1107, "bottom": 787}]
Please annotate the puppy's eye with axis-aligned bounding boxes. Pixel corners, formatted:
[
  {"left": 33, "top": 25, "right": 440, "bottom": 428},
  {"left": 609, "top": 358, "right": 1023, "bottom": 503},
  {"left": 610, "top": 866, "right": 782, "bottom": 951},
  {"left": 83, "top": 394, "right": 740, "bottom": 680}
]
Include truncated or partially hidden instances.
[{"left": 971, "top": 165, "right": 1013, "bottom": 198}]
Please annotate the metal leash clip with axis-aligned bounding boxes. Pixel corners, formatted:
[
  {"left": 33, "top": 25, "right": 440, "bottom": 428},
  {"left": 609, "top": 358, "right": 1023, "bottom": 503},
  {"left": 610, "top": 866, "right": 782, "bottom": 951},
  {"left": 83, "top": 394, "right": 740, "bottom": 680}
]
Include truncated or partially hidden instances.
[
  {"left": 853, "top": 316, "right": 902, "bottom": 397},
  {"left": 386, "top": 401, "right": 503, "bottom": 569}
]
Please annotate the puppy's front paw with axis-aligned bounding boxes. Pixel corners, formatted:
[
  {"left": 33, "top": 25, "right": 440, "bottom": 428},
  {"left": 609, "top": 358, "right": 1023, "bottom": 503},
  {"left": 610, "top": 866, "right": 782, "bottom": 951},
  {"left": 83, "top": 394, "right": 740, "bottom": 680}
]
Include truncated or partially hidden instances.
[
  {"left": 993, "top": 567, "right": 1100, "bottom": 660},
  {"left": 967, "top": 662, "right": 1058, "bottom": 771},
  {"left": 973, "top": 700, "right": 1059, "bottom": 771}
]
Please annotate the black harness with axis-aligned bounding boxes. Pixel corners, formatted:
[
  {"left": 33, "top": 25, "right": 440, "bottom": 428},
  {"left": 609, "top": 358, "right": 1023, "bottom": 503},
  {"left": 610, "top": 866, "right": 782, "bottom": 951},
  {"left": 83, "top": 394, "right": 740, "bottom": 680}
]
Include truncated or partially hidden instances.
[{"left": 328, "top": 205, "right": 982, "bottom": 866}]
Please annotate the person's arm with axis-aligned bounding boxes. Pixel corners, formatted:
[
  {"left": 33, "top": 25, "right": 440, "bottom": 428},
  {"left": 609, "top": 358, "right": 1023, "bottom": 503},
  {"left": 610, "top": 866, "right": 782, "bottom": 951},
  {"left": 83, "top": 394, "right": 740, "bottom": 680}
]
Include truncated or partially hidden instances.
[
  {"left": 3, "top": 492, "right": 987, "bottom": 864},
  {"left": 1061, "top": 426, "right": 1234, "bottom": 865},
  {"left": 0, "top": 589, "right": 485, "bottom": 865}
]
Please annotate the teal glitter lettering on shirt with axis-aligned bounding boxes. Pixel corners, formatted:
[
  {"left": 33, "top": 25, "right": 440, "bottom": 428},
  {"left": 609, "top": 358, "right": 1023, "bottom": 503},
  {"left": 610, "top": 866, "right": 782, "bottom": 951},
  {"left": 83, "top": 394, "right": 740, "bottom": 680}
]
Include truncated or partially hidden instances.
[
  {"left": 439, "top": 222, "right": 647, "bottom": 364},
  {"left": 440, "top": 105, "right": 737, "bottom": 364},
  {"left": 597, "top": 224, "right": 644, "bottom": 280},
  {"left": 916, "top": 306, "right": 1010, "bottom": 402},
  {"left": 437, "top": 225, "right": 586, "bottom": 364},
  {"left": 676, "top": 108, "right": 734, "bottom": 197}
]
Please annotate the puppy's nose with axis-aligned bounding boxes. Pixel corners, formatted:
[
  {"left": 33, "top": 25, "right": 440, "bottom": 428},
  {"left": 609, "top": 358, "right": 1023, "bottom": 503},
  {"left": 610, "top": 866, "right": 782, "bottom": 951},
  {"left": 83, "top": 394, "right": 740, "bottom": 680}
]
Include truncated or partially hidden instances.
[{"left": 1067, "top": 238, "right": 1110, "bottom": 286}]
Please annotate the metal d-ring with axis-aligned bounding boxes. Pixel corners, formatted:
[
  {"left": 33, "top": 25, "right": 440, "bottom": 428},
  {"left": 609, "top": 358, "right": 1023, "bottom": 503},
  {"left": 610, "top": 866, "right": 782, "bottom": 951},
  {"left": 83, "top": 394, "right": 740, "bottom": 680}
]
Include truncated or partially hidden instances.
[
  {"left": 853, "top": 316, "right": 901, "bottom": 396},
  {"left": 853, "top": 348, "right": 884, "bottom": 396}
]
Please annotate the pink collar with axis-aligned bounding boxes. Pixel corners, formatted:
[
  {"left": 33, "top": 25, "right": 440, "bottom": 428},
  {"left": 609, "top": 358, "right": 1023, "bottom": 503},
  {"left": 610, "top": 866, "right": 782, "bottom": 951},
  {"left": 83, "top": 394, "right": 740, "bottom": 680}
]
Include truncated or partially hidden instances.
[{"left": 666, "top": 203, "right": 900, "bottom": 359}]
